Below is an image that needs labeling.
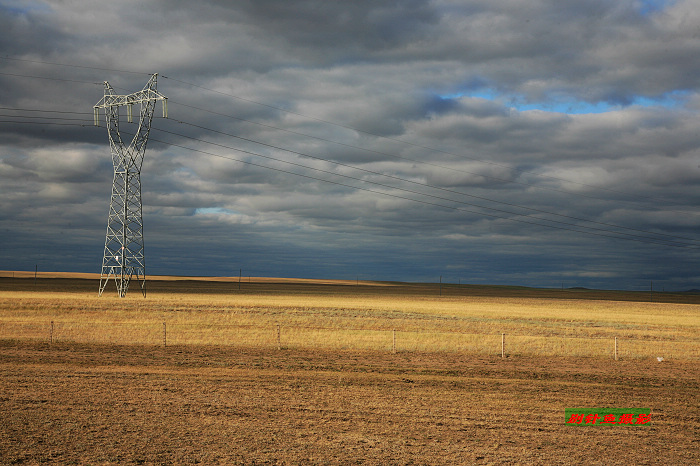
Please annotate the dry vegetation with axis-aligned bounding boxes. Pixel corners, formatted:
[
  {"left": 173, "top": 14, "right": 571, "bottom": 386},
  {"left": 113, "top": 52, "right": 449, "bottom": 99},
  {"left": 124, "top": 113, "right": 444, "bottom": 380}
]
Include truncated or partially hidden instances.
[
  {"left": 0, "top": 274, "right": 698, "bottom": 464},
  {"left": 1, "top": 275, "right": 698, "bottom": 359}
]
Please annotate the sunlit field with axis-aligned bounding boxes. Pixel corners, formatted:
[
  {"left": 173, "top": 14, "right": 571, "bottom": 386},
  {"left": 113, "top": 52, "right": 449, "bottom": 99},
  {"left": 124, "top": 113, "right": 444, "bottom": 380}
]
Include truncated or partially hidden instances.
[
  {"left": 1, "top": 274, "right": 698, "bottom": 464},
  {"left": 1, "top": 274, "right": 698, "bottom": 360}
]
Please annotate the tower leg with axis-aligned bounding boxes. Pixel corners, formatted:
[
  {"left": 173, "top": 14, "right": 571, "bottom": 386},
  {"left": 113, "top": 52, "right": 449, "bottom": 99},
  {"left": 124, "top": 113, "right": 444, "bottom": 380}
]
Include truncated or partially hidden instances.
[{"left": 98, "top": 169, "right": 146, "bottom": 297}]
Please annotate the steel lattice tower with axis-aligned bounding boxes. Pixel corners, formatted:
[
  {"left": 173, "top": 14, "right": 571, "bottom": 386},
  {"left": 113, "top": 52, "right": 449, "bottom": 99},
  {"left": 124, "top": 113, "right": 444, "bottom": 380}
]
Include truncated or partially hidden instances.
[{"left": 94, "top": 74, "right": 167, "bottom": 297}]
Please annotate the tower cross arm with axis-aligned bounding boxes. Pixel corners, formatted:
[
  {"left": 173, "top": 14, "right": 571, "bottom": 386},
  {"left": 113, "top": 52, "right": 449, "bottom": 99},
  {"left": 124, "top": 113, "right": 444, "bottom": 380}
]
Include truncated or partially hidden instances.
[{"left": 93, "top": 74, "right": 167, "bottom": 125}]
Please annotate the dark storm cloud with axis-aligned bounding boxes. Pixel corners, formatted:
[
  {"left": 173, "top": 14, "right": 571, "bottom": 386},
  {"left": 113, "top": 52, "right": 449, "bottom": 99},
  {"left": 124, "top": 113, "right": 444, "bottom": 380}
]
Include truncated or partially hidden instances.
[{"left": 1, "top": 0, "right": 700, "bottom": 290}]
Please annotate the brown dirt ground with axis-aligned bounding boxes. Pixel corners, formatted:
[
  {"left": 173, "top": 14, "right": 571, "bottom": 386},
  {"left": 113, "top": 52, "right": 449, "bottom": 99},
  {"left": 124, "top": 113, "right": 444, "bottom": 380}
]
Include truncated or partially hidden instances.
[{"left": 0, "top": 340, "right": 697, "bottom": 465}]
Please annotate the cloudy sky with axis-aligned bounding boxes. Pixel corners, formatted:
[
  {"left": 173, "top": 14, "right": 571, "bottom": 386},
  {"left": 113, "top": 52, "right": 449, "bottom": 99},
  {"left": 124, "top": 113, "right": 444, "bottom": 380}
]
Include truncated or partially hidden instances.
[{"left": 2, "top": 0, "right": 700, "bottom": 290}]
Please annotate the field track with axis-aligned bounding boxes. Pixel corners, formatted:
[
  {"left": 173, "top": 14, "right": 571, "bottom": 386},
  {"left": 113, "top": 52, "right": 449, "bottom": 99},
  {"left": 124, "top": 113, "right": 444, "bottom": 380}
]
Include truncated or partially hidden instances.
[{"left": 0, "top": 274, "right": 698, "bottom": 463}]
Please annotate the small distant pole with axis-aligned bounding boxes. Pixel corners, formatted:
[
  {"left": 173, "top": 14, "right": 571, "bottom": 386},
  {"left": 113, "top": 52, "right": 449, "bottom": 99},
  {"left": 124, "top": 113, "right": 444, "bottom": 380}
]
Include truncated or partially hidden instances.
[
  {"left": 614, "top": 337, "right": 618, "bottom": 361},
  {"left": 501, "top": 333, "right": 505, "bottom": 358},
  {"left": 50, "top": 321, "right": 54, "bottom": 344}
]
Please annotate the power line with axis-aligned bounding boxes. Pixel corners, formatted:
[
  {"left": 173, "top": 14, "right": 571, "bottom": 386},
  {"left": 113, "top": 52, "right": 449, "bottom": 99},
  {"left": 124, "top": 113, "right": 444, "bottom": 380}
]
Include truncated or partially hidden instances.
[
  {"left": 2, "top": 65, "right": 697, "bottom": 248},
  {"left": 163, "top": 116, "right": 700, "bottom": 245},
  {"left": 0, "top": 56, "right": 150, "bottom": 75},
  {"left": 0, "top": 114, "right": 92, "bottom": 122},
  {"left": 4, "top": 97, "right": 693, "bottom": 225},
  {"left": 0, "top": 120, "right": 92, "bottom": 126},
  {"left": 0, "top": 106, "right": 93, "bottom": 115},
  {"left": 1, "top": 108, "right": 697, "bottom": 248},
  {"left": 152, "top": 135, "right": 700, "bottom": 249},
  {"left": 3, "top": 100, "right": 625, "bottom": 207},
  {"left": 161, "top": 75, "right": 680, "bottom": 206},
  {"left": 0, "top": 58, "right": 684, "bottom": 208},
  {"left": 0, "top": 71, "right": 102, "bottom": 85},
  {"left": 167, "top": 99, "right": 691, "bottom": 215},
  {"left": 147, "top": 126, "right": 699, "bottom": 249}
]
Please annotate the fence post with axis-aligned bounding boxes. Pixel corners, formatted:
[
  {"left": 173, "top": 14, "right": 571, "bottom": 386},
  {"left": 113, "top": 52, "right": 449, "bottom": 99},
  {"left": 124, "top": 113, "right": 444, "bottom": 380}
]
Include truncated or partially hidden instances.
[
  {"left": 277, "top": 324, "right": 281, "bottom": 350},
  {"left": 501, "top": 333, "right": 505, "bottom": 358},
  {"left": 392, "top": 329, "right": 396, "bottom": 354},
  {"left": 163, "top": 322, "right": 167, "bottom": 348},
  {"left": 614, "top": 337, "right": 618, "bottom": 361},
  {"left": 50, "top": 321, "right": 54, "bottom": 344}
]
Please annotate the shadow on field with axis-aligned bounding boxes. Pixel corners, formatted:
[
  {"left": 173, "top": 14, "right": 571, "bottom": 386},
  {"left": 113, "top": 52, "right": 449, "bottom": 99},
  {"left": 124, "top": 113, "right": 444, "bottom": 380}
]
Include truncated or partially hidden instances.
[{"left": 3, "top": 276, "right": 700, "bottom": 304}]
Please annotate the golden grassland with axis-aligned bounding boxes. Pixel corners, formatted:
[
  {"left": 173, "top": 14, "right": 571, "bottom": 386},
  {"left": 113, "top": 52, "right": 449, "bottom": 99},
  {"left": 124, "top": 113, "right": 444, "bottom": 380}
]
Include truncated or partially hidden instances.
[{"left": 0, "top": 274, "right": 698, "bottom": 359}]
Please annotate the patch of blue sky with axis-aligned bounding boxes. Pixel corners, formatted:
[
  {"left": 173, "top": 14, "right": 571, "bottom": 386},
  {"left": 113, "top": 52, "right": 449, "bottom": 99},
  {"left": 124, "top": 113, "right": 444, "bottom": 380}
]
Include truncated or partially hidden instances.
[
  {"left": 0, "top": 0, "right": 52, "bottom": 14},
  {"left": 517, "top": 92, "right": 689, "bottom": 113},
  {"left": 637, "top": 0, "right": 676, "bottom": 17},
  {"left": 195, "top": 207, "right": 231, "bottom": 215},
  {"left": 441, "top": 89, "right": 690, "bottom": 114}
]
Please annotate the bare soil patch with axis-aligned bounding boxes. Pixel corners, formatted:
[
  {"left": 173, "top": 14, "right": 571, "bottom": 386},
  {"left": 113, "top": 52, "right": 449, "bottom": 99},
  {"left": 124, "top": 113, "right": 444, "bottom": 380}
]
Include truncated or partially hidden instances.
[{"left": 1, "top": 340, "right": 697, "bottom": 464}]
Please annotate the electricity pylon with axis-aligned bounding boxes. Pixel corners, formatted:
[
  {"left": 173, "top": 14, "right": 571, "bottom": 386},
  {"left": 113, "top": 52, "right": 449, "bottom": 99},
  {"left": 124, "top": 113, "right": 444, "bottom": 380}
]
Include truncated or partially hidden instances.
[{"left": 94, "top": 74, "right": 167, "bottom": 297}]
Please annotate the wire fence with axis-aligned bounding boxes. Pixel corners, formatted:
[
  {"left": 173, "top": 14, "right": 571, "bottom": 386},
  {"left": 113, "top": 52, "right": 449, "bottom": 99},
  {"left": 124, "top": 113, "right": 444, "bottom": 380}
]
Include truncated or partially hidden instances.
[{"left": 1, "top": 320, "right": 698, "bottom": 360}]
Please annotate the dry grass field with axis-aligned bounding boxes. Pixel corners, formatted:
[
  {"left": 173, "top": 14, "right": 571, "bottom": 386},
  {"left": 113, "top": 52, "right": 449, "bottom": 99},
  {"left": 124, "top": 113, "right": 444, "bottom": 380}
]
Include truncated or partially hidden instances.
[{"left": 0, "top": 273, "right": 698, "bottom": 464}]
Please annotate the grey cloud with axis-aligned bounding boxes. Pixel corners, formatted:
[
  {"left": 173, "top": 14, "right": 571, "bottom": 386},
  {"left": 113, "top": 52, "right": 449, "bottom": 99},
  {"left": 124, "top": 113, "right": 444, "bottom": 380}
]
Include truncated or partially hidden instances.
[
  {"left": 235, "top": 0, "right": 440, "bottom": 63},
  {"left": 1, "top": 0, "right": 700, "bottom": 290}
]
